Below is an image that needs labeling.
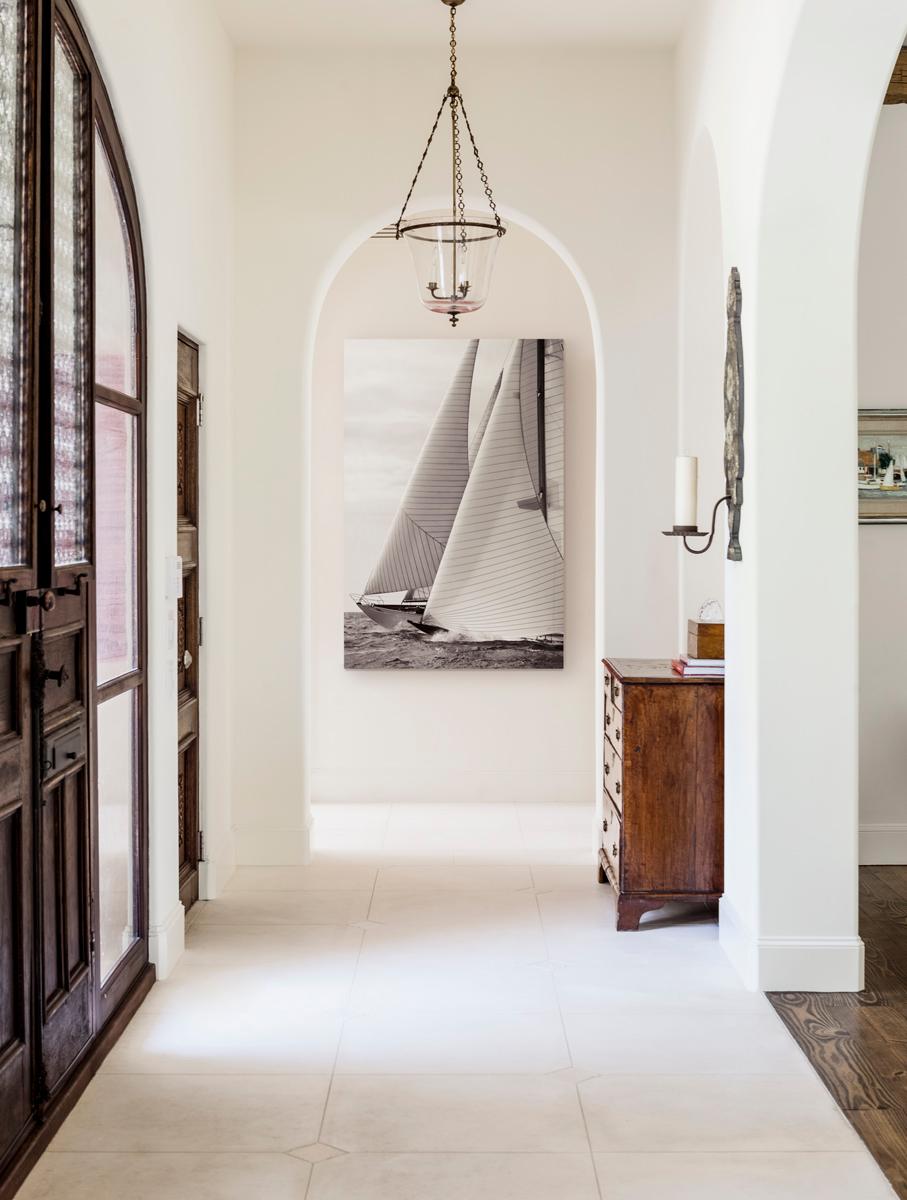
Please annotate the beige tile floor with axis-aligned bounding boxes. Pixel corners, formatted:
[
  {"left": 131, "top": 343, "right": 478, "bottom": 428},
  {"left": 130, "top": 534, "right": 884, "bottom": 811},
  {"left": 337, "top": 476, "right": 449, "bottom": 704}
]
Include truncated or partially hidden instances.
[{"left": 20, "top": 802, "right": 896, "bottom": 1199}]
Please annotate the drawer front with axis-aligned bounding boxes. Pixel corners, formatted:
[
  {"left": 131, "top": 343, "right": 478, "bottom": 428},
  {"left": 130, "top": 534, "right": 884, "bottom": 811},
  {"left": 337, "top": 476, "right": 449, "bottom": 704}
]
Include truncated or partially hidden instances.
[
  {"left": 604, "top": 693, "right": 623, "bottom": 750},
  {"left": 603, "top": 736, "right": 623, "bottom": 810},
  {"left": 603, "top": 665, "right": 623, "bottom": 712},
  {"left": 601, "top": 796, "right": 622, "bottom": 884}
]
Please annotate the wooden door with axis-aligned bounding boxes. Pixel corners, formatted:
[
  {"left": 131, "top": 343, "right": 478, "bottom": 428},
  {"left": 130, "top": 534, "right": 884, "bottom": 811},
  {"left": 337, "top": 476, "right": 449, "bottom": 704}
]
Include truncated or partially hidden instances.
[
  {"left": 0, "top": 0, "right": 150, "bottom": 1183},
  {"left": 176, "top": 336, "right": 201, "bottom": 911}
]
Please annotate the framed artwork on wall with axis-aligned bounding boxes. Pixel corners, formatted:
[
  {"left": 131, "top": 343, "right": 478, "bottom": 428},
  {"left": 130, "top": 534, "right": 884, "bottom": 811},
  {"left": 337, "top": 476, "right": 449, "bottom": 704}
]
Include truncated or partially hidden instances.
[
  {"left": 859, "top": 409, "right": 907, "bottom": 523},
  {"left": 344, "top": 338, "right": 565, "bottom": 669}
]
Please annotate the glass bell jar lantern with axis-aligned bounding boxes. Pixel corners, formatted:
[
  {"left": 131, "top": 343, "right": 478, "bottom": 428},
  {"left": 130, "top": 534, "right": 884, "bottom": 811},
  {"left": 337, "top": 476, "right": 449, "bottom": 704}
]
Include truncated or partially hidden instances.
[
  {"left": 394, "top": 0, "right": 506, "bottom": 327},
  {"left": 398, "top": 209, "right": 503, "bottom": 323}
]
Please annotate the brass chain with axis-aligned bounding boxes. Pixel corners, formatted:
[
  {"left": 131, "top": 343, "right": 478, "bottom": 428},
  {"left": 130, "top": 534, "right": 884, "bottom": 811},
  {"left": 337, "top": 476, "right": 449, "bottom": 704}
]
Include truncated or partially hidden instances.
[
  {"left": 394, "top": 0, "right": 503, "bottom": 239},
  {"left": 394, "top": 92, "right": 449, "bottom": 238},
  {"left": 460, "top": 97, "right": 504, "bottom": 236}
]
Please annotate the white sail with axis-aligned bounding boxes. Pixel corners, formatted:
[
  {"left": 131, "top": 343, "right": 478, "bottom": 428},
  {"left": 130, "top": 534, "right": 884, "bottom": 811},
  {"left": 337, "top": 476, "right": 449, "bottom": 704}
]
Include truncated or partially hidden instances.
[
  {"left": 422, "top": 339, "right": 565, "bottom": 640},
  {"left": 363, "top": 340, "right": 479, "bottom": 596},
  {"left": 468, "top": 366, "right": 503, "bottom": 471}
]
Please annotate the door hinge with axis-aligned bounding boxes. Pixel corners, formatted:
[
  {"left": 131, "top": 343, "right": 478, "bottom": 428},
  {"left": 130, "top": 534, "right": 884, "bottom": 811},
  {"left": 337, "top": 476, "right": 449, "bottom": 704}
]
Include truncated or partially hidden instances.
[
  {"left": 196, "top": 392, "right": 205, "bottom": 428},
  {"left": 198, "top": 615, "right": 204, "bottom": 647},
  {"left": 198, "top": 829, "right": 205, "bottom": 863}
]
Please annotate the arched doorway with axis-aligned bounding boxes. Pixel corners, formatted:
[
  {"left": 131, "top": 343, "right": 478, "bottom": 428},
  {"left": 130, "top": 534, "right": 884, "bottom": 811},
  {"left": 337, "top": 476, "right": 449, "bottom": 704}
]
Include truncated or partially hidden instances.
[{"left": 300, "top": 211, "right": 605, "bottom": 847}]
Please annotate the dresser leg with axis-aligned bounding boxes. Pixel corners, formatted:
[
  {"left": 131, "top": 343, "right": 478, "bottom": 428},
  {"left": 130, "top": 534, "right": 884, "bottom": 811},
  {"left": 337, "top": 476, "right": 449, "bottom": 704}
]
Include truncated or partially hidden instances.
[{"left": 617, "top": 896, "right": 667, "bottom": 931}]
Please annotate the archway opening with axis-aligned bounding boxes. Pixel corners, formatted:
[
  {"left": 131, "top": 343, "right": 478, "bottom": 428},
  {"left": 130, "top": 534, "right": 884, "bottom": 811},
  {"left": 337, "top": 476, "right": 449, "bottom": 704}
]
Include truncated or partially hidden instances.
[{"left": 302, "top": 215, "right": 603, "bottom": 839}]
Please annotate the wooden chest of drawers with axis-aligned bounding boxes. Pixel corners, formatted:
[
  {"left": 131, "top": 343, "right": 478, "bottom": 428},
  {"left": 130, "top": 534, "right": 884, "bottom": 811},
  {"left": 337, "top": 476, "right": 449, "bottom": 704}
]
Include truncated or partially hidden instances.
[{"left": 600, "top": 658, "right": 724, "bottom": 930}]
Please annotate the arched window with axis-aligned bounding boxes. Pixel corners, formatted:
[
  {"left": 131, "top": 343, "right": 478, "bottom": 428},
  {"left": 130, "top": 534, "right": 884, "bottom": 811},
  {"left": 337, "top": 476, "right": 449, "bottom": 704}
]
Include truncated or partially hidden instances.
[{"left": 0, "top": 0, "right": 148, "bottom": 1181}]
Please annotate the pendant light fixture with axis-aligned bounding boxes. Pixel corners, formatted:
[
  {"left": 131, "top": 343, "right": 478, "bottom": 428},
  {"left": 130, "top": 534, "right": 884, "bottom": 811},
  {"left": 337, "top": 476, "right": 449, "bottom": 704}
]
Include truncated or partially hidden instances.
[{"left": 395, "top": 0, "right": 506, "bottom": 327}]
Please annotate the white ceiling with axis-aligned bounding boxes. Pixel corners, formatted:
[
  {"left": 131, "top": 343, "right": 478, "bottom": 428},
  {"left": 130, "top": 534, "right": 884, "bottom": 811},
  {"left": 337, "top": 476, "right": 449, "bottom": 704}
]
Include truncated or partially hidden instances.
[{"left": 213, "top": 0, "right": 696, "bottom": 50}]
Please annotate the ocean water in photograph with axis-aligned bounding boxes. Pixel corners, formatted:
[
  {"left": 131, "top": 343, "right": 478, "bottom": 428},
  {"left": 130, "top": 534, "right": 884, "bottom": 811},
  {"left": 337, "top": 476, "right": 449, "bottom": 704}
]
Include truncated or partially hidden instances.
[{"left": 343, "top": 613, "right": 563, "bottom": 671}]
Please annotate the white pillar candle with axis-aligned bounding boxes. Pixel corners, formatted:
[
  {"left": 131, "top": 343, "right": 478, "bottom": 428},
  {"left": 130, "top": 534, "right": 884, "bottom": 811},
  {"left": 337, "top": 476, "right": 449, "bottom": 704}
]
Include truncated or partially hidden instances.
[{"left": 674, "top": 456, "right": 699, "bottom": 528}]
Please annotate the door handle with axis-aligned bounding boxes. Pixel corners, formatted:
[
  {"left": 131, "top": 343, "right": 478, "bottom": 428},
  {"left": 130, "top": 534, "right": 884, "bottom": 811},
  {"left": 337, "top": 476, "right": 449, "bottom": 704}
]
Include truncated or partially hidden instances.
[{"left": 42, "top": 665, "right": 69, "bottom": 689}]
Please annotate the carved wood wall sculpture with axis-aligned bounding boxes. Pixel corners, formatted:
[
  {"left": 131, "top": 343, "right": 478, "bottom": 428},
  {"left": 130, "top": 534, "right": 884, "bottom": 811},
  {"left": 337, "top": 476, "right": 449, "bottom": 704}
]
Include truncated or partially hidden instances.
[{"left": 724, "top": 267, "right": 744, "bottom": 561}]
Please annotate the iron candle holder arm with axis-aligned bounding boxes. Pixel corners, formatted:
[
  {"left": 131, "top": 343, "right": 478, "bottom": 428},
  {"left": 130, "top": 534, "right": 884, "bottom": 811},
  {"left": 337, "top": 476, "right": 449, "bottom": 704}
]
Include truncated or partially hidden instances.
[{"left": 662, "top": 494, "right": 731, "bottom": 555}]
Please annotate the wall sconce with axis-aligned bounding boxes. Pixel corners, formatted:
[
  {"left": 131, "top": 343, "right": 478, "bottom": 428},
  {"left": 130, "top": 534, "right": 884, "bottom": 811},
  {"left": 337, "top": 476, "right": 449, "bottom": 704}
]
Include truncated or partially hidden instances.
[
  {"left": 662, "top": 268, "right": 745, "bottom": 562},
  {"left": 662, "top": 460, "right": 732, "bottom": 555}
]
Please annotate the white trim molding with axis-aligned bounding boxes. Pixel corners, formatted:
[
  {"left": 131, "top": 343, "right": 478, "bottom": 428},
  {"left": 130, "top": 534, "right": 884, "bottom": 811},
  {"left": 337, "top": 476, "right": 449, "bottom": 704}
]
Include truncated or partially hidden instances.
[
  {"left": 719, "top": 897, "right": 758, "bottom": 990},
  {"left": 148, "top": 901, "right": 185, "bottom": 981},
  {"left": 720, "top": 898, "right": 865, "bottom": 992},
  {"left": 309, "top": 768, "right": 590, "bottom": 806},
  {"left": 859, "top": 823, "right": 907, "bottom": 865},
  {"left": 757, "top": 936, "right": 865, "bottom": 993}
]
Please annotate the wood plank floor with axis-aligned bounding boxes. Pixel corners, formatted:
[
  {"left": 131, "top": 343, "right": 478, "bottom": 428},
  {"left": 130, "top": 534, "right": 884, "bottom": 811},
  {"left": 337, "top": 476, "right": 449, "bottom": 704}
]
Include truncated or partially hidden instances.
[{"left": 769, "top": 866, "right": 907, "bottom": 1199}]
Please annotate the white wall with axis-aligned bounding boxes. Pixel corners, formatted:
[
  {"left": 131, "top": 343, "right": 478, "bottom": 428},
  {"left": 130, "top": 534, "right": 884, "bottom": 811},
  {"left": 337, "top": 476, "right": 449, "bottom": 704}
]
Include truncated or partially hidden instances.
[
  {"left": 313, "top": 229, "right": 594, "bottom": 805},
  {"left": 79, "top": 0, "right": 236, "bottom": 974},
  {"left": 232, "top": 47, "right": 679, "bottom": 858},
  {"left": 675, "top": 0, "right": 907, "bottom": 990},
  {"left": 676, "top": 132, "right": 726, "bottom": 648},
  {"left": 858, "top": 104, "right": 907, "bottom": 865}
]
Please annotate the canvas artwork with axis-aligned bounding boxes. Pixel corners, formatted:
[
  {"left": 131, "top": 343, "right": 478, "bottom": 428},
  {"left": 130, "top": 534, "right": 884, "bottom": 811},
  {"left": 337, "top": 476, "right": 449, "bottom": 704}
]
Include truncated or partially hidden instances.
[
  {"left": 344, "top": 338, "right": 565, "bottom": 669},
  {"left": 858, "top": 409, "right": 907, "bottom": 523}
]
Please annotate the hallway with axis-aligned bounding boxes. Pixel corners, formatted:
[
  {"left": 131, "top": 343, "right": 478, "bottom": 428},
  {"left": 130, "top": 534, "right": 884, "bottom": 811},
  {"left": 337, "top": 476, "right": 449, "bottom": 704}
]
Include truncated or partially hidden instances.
[{"left": 18, "top": 803, "right": 893, "bottom": 1199}]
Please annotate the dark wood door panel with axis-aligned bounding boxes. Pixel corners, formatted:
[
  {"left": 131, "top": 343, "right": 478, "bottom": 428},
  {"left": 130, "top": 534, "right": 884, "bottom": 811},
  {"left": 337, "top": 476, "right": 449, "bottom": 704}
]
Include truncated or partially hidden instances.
[
  {"left": 38, "top": 766, "right": 92, "bottom": 1093},
  {"left": 0, "top": 626, "right": 32, "bottom": 1170},
  {"left": 177, "top": 740, "right": 198, "bottom": 911},
  {"left": 0, "top": 802, "right": 30, "bottom": 1163},
  {"left": 40, "top": 626, "right": 84, "bottom": 718},
  {"left": 176, "top": 334, "right": 200, "bottom": 913}
]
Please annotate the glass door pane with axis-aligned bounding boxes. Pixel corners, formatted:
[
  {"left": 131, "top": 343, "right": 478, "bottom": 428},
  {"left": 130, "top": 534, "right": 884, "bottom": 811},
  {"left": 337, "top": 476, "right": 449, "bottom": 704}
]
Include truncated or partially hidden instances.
[
  {"left": 97, "top": 689, "right": 137, "bottom": 980},
  {"left": 0, "top": 0, "right": 27, "bottom": 566},
  {"left": 95, "top": 404, "right": 137, "bottom": 684},
  {"left": 95, "top": 131, "right": 136, "bottom": 396},
  {"left": 53, "top": 31, "right": 89, "bottom": 567}
]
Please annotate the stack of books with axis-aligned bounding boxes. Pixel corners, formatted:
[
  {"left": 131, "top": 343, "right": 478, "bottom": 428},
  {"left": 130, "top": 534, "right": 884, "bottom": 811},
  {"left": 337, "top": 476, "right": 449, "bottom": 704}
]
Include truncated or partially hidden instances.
[{"left": 671, "top": 655, "right": 725, "bottom": 678}]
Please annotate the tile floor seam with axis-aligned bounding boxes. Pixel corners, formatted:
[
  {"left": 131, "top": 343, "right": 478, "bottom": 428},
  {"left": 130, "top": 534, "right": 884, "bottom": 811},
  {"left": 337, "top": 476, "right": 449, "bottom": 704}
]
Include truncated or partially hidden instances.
[{"left": 310, "top": 853, "right": 385, "bottom": 1153}]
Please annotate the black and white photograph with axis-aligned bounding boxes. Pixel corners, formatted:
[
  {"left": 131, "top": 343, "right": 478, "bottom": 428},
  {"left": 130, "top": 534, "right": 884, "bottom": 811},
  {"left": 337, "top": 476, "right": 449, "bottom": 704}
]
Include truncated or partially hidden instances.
[{"left": 344, "top": 338, "right": 565, "bottom": 669}]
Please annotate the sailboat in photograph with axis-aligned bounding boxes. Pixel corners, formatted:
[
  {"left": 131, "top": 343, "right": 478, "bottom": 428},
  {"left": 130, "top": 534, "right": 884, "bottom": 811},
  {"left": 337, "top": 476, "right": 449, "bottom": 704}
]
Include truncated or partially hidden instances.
[{"left": 353, "top": 338, "right": 565, "bottom": 647}]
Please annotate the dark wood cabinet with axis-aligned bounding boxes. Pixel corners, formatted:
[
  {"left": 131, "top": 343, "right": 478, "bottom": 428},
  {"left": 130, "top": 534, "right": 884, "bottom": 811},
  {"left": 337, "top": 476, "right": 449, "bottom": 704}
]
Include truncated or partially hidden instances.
[{"left": 600, "top": 658, "right": 724, "bottom": 930}]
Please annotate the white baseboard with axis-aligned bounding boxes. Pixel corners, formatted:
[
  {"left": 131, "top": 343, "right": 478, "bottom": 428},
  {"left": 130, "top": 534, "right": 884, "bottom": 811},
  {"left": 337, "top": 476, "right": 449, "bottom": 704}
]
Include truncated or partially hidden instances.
[
  {"left": 148, "top": 901, "right": 185, "bottom": 981},
  {"left": 756, "top": 936, "right": 864, "bottom": 992},
  {"left": 198, "top": 831, "right": 237, "bottom": 899},
  {"left": 719, "top": 897, "right": 759, "bottom": 990},
  {"left": 234, "top": 823, "right": 312, "bottom": 866},
  {"left": 310, "top": 767, "right": 590, "bottom": 805},
  {"left": 198, "top": 859, "right": 219, "bottom": 900},
  {"left": 719, "top": 898, "right": 864, "bottom": 991},
  {"left": 859, "top": 822, "right": 907, "bottom": 865}
]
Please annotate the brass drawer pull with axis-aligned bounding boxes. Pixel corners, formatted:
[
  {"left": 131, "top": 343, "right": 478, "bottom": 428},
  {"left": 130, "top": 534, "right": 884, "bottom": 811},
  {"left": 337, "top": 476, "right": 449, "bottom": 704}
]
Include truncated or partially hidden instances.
[
  {"left": 614, "top": 685, "right": 621, "bottom": 699},
  {"left": 603, "top": 817, "right": 608, "bottom": 833},
  {"left": 604, "top": 763, "right": 610, "bottom": 775},
  {"left": 615, "top": 781, "right": 621, "bottom": 795},
  {"left": 612, "top": 843, "right": 618, "bottom": 858},
  {"left": 616, "top": 729, "right": 621, "bottom": 741},
  {"left": 605, "top": 714, "right": 611, "bottom": 727}
]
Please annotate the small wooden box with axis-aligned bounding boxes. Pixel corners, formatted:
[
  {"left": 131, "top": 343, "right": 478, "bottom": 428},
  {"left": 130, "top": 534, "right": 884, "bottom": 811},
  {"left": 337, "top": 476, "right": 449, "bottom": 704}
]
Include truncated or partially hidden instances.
[{"left": 687, "top": 620, "right": 724, "bottom": 660}]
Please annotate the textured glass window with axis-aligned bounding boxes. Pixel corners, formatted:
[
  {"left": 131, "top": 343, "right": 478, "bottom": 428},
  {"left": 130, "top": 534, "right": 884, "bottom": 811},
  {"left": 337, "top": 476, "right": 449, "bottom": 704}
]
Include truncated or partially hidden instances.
[
  {"left": 0, "top": 0, "right": 26, "bottom": 566},
  {"left": 95, "top": 131, "right": 136, "bottom": 396},
  {"left": 95, "top": 403, "right": 137, "bottom": 684},
  {"left": 53, "top": 32, "right": 89, "bottom": 566}
]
